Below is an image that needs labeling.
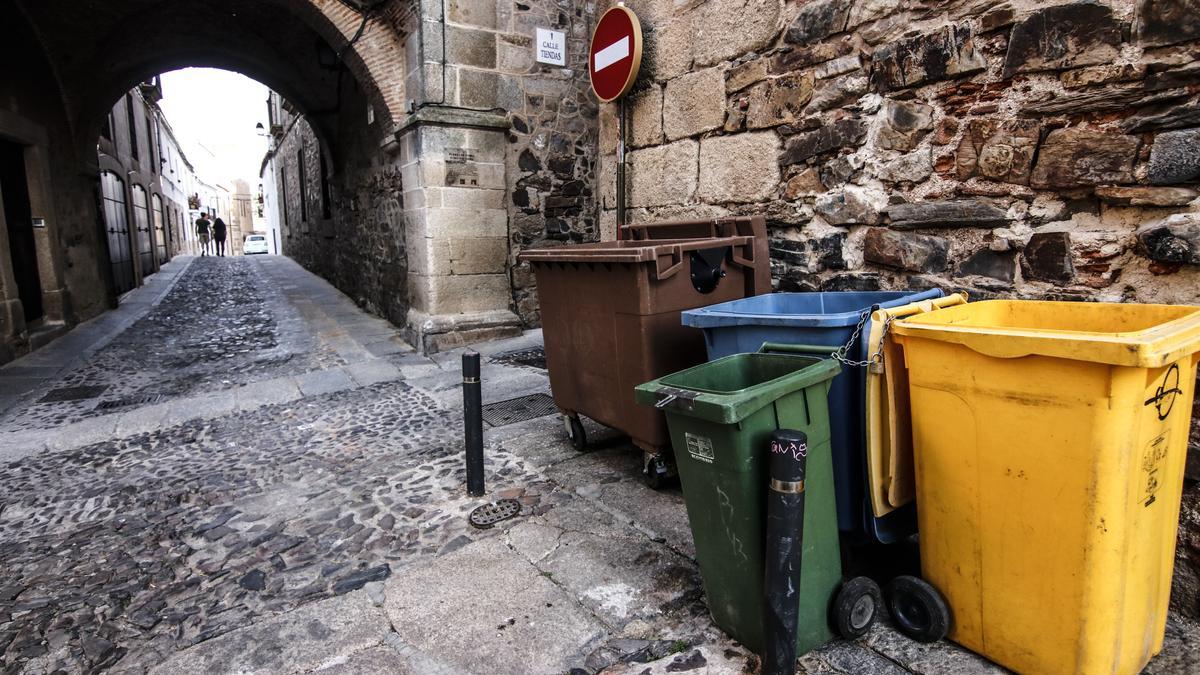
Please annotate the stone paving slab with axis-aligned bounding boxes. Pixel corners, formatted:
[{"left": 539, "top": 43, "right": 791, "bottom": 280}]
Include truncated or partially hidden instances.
[
  {"left": 147, "top": 591, "right": 391, "bottom": 675},
  {"left": 165, "top": 389, "right": 239, "bottom": 426},
  {"left": 344, "top": 360, "right": 403, "bottom": 387},
  {"left": 504, "top": 499, "right": 702, "bottom": 632},
  {"left": 296, "top": 367, "right": 355, "bottom": 397},
  {"left": 363, "top": 337, "right": 410, "bottom": 357},
  {"left": 234, "top": 377, "right": 303, "bottom": 412},
  {"left": 314, "top": 645, "right": 415, "bottom": 674},
  {"left": 383, "top": 536, "right": 607, "bottom": 675},
  {"left": 598, "top": 644, "right": 758, "bottom": 674},
  {"left": 112, "top": 399, "right": 173, "bottom": 437},
  {"left": 546, "top": 444, "right": 696, "bottom": 560}
]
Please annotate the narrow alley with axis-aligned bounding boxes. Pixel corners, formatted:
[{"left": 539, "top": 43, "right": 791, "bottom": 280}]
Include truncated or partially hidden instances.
[
  {"left": 4, "top": 0, "right": 1200, "bottom": 673},
  {"left": 0, "top": 256, "right": 1197, "bottom": 674}
]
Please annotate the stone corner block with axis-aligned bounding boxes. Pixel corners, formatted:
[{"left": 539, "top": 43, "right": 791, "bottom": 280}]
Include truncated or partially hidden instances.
[
  {"left": 663, "top": 67, "right": 726, "bottom": 141},
  {"left": 698, "top": 133, "right": 782, "bottom": 204},
  {"left": 629, "top": 139, "right": 700, "bottom": 208},
  {"left": 692, "top": 0, "right": 783, "bottom": 68},
  {"left": 630, "top": 85, "right": 665, "bottom": 149}
]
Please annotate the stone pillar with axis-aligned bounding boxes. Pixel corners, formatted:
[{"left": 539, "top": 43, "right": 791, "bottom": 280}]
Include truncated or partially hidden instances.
[
  {"left": 0, "top": 183, "right": 26, "bottom": 363},
  {"left": 396, "top": 106, "right": 521, "bottom": 352},
  {"left": 24, "top": 143, "right": 73, "bottom": 325}
]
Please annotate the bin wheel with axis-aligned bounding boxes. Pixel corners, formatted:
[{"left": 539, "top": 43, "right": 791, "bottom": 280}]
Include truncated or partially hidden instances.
[
  {"left": 564, "top": 415, "right": 587, "bottom": 452},
  {"left": 832, "top": 576, "right": 883, "bottom": 640},
  {"left": 643, "top": 454, "right": 671, "bottom": 489},
  {"left": 887, "top": 575, "right": 950, "bottom": 643}
]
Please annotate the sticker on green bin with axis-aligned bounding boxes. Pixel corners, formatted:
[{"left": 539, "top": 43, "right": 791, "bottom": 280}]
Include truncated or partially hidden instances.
[{"left": 686, "top": 433, "right": 715, "bottom": 463}]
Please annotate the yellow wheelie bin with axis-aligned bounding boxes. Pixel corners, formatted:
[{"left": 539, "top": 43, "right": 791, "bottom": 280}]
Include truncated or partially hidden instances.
[{"left": 891, "top": 300, "right": 1200, "bottom": 675}]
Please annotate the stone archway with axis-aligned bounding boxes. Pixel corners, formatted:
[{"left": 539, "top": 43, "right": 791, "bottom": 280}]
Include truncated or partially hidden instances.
[{"left": 0, "top": 0, "right": 413, "bottom": 349}]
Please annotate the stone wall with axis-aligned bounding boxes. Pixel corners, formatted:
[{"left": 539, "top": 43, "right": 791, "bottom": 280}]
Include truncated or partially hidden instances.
[
  {"left": 495, "top": 0, "right": 601, "bottom": 324},
  {"left": 415, "top": 0, "right": 600, "bottom": 325},
  {"left": 0, "top": 1, "right": 108, "bottom": 364},
  {"left": 600, "top": 0, "right": 1200, "bottom": 617},
  {"left": 272, "top": 82, "right": 410, "bottom": 329}
]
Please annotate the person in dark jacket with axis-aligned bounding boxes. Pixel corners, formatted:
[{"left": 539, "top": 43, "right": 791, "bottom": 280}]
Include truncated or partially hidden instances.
[
  {"left": 195, "top": 213, "right": 211, "bottom": 256},
  {"left": 212, "top": 216, "right": 228, "bottom": 257}
]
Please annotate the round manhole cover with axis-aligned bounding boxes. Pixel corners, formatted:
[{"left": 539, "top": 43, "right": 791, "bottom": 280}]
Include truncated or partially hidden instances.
[{"left": 468, "top": 499, "right": 521, "bottom": 529}]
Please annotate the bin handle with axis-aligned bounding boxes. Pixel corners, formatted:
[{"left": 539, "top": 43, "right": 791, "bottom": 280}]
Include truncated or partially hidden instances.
[
  {"left": 758, "top": 342, "right": 839, "bottom": 356},
  {"left": 654, "top": 244, "right": 686, "bottom": 280},
  {"left": 730, "top": 240, "right": 756, "bottom": 271},
  {"left": 874, "top": 292, "right": 968, "bottom": 323}
]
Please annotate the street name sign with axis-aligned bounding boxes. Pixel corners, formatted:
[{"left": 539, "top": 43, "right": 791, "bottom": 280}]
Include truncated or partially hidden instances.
[{"left": 536, "top": 28, "right": 566, "bottom": 66}]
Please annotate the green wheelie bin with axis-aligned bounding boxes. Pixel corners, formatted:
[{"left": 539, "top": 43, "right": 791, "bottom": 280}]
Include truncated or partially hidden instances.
[{"left": 635, "top": 344, "right": 882, "bottom": 655}]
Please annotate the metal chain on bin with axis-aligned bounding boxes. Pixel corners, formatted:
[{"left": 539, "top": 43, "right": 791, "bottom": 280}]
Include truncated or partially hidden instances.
[{"left": 830, "top": 309, "right": 895, "bottom": 369}]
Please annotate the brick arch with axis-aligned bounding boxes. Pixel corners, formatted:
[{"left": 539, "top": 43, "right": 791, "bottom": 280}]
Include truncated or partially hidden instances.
[
  {"left": 300, "top": 0, "right": 409, "bottom": 130},
  {"left": 12, "top": 0, "right": 408, "bottom": 159}
]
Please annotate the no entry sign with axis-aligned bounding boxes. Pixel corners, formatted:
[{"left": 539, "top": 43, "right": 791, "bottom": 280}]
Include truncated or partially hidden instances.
[{"left": 589, "top": 6, "right": 643, "bottom": 102}]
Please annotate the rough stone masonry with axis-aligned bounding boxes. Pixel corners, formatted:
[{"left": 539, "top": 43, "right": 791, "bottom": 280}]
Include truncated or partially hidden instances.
[{"left": 575, "top": 0, "right": 1200, "bottom": 620}]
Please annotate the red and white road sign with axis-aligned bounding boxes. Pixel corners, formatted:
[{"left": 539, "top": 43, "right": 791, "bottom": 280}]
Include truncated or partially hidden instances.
[{"left": 589, "top": 6, "right": 643, "bottom": 103}]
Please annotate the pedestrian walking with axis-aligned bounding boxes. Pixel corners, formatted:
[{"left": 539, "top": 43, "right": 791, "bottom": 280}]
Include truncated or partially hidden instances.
[
  {"left": 212, "top": 216, "right": 228, "bottom": 257},
  {"left": 195, "top": 213, "right": 212, "bottom": 257}
]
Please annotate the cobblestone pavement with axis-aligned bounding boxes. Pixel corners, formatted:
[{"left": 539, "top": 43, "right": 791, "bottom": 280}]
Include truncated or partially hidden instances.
[
  {"left": 0, "top": 380, "right": 561, "bottom": 673},
  {"left": 0, "top": 256, "right": 562, "bottom": 674},
  {"left": 0, "top": 257, "right": 343, "bottom": 432},
  {"left": 1, "top": 255, "right": 1197, "bottom": 675}
]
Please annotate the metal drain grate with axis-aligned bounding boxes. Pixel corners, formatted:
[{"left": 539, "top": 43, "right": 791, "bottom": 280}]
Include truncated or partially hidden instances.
[
  {"left": 468, "top": 499, "right": 521, "bottom": 529},
  {"left": 95, "top": 394, "right": 169, "bottom": 411},
  {"left": 481, "top": 393, "right": 556, "bottom": 427},
  {"left": 491, "top": 347, "right": 547, "bottom": 370},
  {"left": 39, "top": 385, "right": 110, "bottom": 403}
]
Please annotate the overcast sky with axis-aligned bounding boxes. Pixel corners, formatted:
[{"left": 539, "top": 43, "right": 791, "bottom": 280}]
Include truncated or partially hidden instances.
[{"left": 158, "top": 68, "right": 270, "bottom": 187}]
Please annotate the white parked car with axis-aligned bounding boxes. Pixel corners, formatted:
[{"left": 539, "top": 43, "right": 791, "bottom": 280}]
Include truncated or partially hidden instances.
[{"left": 243, "top": 234, "right": 269, "bottom": 255}]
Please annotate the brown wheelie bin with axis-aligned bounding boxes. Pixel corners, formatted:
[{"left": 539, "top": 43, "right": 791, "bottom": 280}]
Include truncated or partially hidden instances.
[{"left": 518, "top": 216, "right": 770, "bottom": 487}]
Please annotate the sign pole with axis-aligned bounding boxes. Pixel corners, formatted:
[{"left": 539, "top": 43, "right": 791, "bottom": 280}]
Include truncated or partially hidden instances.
[
  {"left": 617, "top": 97, "right": 627, "bottom": 239},
  {"left": 588, "top": 3, "right": 642, "bottom": 242}
]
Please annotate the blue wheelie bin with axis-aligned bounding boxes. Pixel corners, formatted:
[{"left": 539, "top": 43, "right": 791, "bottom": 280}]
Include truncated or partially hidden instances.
[{"left": 681, "top": 290, "right": 943, "bottom": 543}]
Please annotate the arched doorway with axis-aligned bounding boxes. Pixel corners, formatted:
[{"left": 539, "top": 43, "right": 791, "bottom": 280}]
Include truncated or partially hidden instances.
[
  {"left": 130, "top": 184, "right": 153, "bottom": 276},
  {"left": 0, "top": 139, "right": 43, "bottom": 323},
  {"left": 100, "top": 171, "right": 135, "bottom": 295},
  {"left": 151, "top": 193, "right": 167, "bottom": 265}
]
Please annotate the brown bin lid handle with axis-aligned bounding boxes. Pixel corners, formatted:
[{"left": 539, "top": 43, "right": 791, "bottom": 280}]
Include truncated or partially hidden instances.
[{"left": 655, "top": 244, "right": 686, "bottom": 280}]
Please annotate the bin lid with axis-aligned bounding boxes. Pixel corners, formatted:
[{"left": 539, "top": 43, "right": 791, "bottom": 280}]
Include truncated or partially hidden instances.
[
  {"left": 634, "top": 352, "right": 840, "bottom": 424},
  {"left": 517, "top": 236, "right": 752, "bottom": 264},
  {"left": 891, "top": 299, "right": 1200, "bottom": 368},
  {"left": 681, "top": 290, "right": 944, "bottom": 329},
  {"left": 864, "top": 293, "right": 968, "bottom": 520}
]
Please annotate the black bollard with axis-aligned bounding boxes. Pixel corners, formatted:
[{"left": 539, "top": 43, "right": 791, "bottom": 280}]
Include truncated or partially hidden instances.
[
  {"left": 463, "top": 351, "right": 484, "bottom": 497},
  {"left": 762, "top": 429, "right": 809, "bottom": 675}
]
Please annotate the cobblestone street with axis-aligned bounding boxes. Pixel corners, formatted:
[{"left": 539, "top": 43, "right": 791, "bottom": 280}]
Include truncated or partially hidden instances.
[{"left": 1, "top": 255, "right": 1198, "bottom": 675}]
